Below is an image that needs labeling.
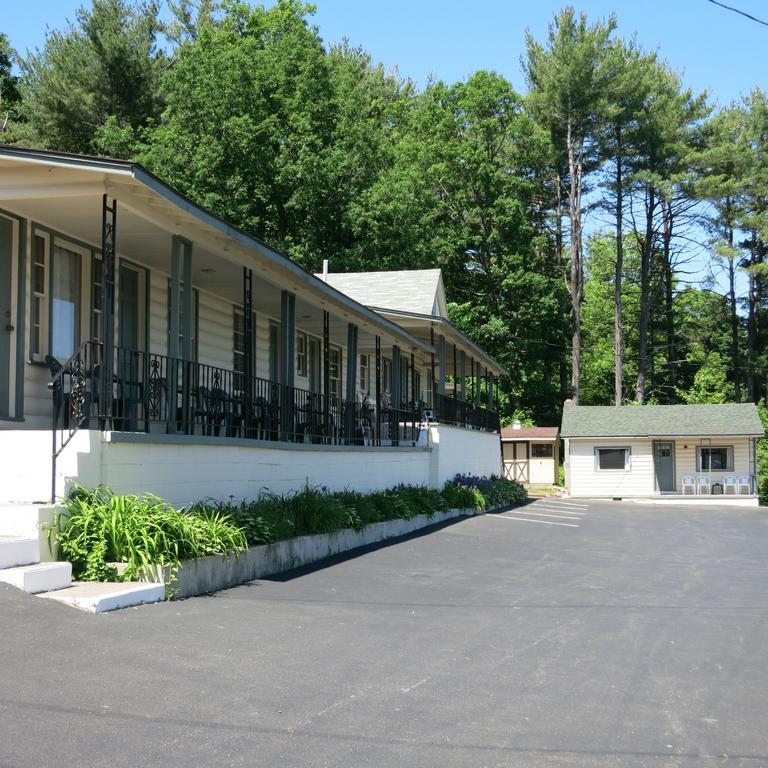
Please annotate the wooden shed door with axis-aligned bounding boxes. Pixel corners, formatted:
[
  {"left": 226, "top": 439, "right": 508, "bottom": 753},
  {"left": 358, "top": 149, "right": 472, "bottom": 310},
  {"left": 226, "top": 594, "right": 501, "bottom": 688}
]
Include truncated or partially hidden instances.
[{"left": 504, "top": 442, "right": 528, "bottom": 483}]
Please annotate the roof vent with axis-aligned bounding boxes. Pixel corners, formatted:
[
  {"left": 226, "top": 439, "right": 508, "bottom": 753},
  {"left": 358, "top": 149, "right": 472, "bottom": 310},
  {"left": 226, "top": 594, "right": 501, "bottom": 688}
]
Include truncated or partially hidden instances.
[
  {"left": 321, "top": 259, "right": 329, "bottom": 282},
  {"left": 512, "top": 419, "right": 522, "bottom": 430}
]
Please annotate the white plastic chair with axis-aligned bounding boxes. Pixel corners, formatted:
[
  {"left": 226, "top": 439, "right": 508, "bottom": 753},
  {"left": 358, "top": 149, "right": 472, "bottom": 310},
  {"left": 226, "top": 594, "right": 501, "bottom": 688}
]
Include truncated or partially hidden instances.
[
  {"left": 738, "top": 475, "right": 752, "bottom": 495},
  {"left": 697, "top": 475, "right": 711, "bottom": 495},
  {"left": 682, "top": 476, "right": 695, "bottom": 495},
  {"left": 723, "top": 475, "right": 737, "bottom": 495}
]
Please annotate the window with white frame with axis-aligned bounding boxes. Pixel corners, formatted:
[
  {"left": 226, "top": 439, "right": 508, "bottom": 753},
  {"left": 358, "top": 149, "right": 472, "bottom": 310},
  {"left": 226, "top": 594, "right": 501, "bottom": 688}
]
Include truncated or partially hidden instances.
[
  {"left": 595, "top": 447, "right": 630, "bottom": 471},
  {"left": 30, "top": 233, "right": 48, "bottom": 360},
  {"left": 697, "top": 445, "right": 733, "bottom": 472},
  {"left": 329, "top": 346, "right": 342, "bottom": 399},
  {"left": 382, "top": 358, "right": 391, "bottom": 393},
  {"left": 296, "top": 331, "right": 308, "bottom": 377},
  {"left": 359, "top": 353, "right": 369, "bottom": 394},
  {"left": 233, "top": 308, "right": 255, "bottom": 389},
  {"left": 166, "top": 281, "right": 198, "bottom": 361}
]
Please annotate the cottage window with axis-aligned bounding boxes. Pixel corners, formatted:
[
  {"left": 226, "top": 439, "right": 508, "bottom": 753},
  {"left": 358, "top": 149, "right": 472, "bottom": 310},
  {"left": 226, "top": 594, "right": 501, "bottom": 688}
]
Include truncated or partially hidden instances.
[
  {"left": 531, "top": 443, "right": 553, "bottom": 458},
  {"left": 697, "top": 446, "right": 733, "bottom": 472},
  {"left": 595, "top": 447, "right": 630, "bottom": 471},
  {"left": 50, "top": 244, "right": 83, "bottom": 360},
  {"left": 296, "top": 332, "right": 308, "bottom": 377}
]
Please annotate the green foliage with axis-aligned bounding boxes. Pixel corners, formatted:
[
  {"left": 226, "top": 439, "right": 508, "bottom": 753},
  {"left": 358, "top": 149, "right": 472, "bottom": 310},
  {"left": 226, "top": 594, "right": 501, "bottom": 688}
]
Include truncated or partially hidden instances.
[
  {"left": 51, "top": 486, "right": 247, "bottom": 581},
  {"left": 17, "top": 0, "right": 165, "bottom": 153},
  {"left": 757, "top": 403, "right": 768, "bottom": 506}
]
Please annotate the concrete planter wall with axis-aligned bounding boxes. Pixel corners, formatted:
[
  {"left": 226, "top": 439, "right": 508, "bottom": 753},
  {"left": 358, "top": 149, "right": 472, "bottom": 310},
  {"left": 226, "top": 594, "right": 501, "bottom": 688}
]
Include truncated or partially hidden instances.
[{"left": 169, "top": 507, "right": 482, "bottom": 599}]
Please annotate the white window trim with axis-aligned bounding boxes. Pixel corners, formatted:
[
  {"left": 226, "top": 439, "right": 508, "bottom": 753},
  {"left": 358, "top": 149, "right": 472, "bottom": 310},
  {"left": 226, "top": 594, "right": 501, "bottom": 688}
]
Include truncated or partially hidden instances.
[
  {"left": 696, "top": 445, "right": 734, "bottom": 472},
  {"left": 594, "top": 446, "right": 631, "bottom": 472}
]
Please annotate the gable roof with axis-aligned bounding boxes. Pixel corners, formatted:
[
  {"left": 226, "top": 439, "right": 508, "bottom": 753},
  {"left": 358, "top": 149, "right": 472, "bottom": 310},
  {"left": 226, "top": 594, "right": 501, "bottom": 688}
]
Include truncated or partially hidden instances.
[
  {"left": 319, "top": 269, "right": 448, "bottom": 318},
  {"left": 501, "top": 426, "right": 559, "bottom": 440},
  {"left": 560, "top": 403, "right": 764, "bottom": 438}
]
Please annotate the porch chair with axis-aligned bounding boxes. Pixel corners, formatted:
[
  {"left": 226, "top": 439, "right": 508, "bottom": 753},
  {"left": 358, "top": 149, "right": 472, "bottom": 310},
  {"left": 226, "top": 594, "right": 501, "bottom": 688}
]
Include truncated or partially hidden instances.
[
  {"left": 723, "top": 475, "right": 737, "bottom": 495},
  {"left": 696, "top": 475, "right": 711, "bottom": 495},
  {"left": 681, "top": 475, "right": 696, "bottom": 495},
  {"left": 738, "top": 475, "right": 753, "bottom": 495}
]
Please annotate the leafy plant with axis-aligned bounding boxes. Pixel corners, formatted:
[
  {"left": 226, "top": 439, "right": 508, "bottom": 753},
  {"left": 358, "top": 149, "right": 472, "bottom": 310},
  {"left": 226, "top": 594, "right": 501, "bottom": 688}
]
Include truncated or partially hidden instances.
[{"left": 51, "top": 486, "right": 247, "bottom": 582}]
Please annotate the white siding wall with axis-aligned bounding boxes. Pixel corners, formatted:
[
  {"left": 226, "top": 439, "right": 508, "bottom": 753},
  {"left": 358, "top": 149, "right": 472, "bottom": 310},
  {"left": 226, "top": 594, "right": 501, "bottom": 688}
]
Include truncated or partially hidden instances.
[
  {"left": 672, "top": 438, "right": 753, "bottom": 491},
  {"left": 567, "top": 438, "right": 655, "bottom": 497},
  {"left": 197, "top": 289, "right": 233, "bottom": 371}
]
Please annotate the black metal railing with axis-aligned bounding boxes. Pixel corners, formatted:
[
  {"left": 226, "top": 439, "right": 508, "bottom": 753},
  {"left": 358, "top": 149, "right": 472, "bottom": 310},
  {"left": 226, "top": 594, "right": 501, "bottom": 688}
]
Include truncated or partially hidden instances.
[{"left": 434, "top": 393, "right": 500, "bottom": 434}]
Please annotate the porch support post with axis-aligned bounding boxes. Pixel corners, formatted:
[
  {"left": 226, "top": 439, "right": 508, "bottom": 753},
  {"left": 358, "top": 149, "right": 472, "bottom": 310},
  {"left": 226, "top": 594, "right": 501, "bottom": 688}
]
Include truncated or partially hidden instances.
[
  {"left": 243, "top": 267, "right": 253, "bottom": 434},
  {"left": 410, "top": 350, "right": 416, "bottom": 405},
  {"left": 346, "top": 322, "right": 358, "bottom": 402},
  {"left": 375, "top": 335, "right": 381, "bottom": 446},
  {"left": 438, "top": 335, "right": 446, "bottom": 401},
  {"left": 392, "top": 345, "right": 401, "bottom": 408},
  {"left": 280, "top": 290, "right": 295, "bottom": 439},
  {"left": 452, "top": 343, "right": 457, "bottom": 399},
  {"left": 459, "top": 350, "right": 466, "bottom": 402},
  {"left": 429, "top": 326, "right": 436, "bottom": 407},
  {"left": 323, "top": 310, "right": 330, "bottom": 438},
  {"left": 475, "top": 359, "right": 481, "bottom": 406},
  {"left": 280, "top": 291, "right": 295, "bottom": 389},
  {"left": 100, "top": 195, "right": 117, "bottom": 423}
]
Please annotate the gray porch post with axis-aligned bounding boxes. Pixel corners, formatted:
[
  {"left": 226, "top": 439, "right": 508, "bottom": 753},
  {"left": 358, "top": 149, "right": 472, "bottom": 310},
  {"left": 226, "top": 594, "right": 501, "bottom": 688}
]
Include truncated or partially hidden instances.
[
  {"left": 459, "top": 351, "right": 466, "bottom": 402},
  {"left": 170, "top": 236, "right": 193, "bottom": 432},
  {"left": 375, "top": 334, "right": 381, "bottom": 445},
  {"left": 438, "top": 335, "right": 446, "bottom": 397},
  {"left": 280, "top": 290, "right": 295, "bottom": 439},
  {"left": 475, "top": 358, "right": 481, "bottom": 406},
  {"left": 323, "top": 310, "right": 330, "bottom": 439},
  {"left": 392, "top": 345, "right": 401, "bottom": 408},
  {"left": 346, "top": 322, "right": 358, "bottom": 401},
  {"left": 242, "top": 267, "right": 253, "bottom": 435}
]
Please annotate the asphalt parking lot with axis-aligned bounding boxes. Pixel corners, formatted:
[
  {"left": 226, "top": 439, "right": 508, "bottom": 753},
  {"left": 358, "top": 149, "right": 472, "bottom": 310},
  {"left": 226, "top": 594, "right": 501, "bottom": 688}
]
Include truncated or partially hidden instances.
[{"left": 1, "top": 500, "right": 767, "bottom": 767}]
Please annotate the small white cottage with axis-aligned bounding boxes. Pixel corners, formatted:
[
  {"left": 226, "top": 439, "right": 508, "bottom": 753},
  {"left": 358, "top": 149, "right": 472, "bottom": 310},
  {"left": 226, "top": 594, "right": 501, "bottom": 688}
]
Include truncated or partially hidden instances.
[
  {"left": 560, "top": 402, "right": 763, "bottom": 501},
  {"left": 501, "top": 422, "right": 560, "bottom": 485}
]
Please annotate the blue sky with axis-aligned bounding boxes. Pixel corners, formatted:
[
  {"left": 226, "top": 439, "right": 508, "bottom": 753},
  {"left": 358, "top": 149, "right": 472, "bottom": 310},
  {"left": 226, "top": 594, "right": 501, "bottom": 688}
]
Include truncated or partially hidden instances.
[{"left": 4, "top": 0, "right": 766, "bottom": 107}]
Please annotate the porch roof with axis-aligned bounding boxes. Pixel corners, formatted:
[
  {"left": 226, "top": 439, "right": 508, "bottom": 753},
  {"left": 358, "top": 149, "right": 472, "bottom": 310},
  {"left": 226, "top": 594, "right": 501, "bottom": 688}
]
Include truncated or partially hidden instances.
[
  {"left": 561, "top": 403, "right": 764, "bottom": 439},
  {"left": 0, "top": 145, "right": 432, "bottom": 354}
]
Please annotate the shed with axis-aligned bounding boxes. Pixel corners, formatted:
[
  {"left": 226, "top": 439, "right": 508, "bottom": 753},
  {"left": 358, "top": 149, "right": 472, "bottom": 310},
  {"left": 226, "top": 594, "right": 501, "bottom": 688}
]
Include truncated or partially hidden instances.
[
  {"left": 501, "top": 422, "right": 560, "bottom": 485},
  {"left": 560, "top": 402, "right": 763, "bottom": 500}
]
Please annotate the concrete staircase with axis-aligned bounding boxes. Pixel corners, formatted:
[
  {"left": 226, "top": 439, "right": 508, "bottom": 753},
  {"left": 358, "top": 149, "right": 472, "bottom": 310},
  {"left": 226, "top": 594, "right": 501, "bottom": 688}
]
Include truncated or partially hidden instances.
[{"left": 0, "top": 504, "right": 165, "bottom": 612}]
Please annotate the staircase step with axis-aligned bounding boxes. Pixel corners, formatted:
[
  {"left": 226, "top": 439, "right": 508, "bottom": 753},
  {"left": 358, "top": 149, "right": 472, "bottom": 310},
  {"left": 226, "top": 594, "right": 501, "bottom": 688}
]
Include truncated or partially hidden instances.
[
  {"left": 0, "top": 537, "right": 39, "bottom": 569},
  {"left": 38, "top": 581, "right": 166, "bottom": 613},
  {"left": 0, "top": 561, "right": 72, "bottom": 594}
]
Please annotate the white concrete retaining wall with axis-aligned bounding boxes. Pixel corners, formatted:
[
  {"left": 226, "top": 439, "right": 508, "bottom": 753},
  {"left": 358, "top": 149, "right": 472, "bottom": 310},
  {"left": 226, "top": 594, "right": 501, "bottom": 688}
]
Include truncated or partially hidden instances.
[
  {"left": 1, "top": 424, "right": 504, "bottom": 506},
  {"left": 170, "top": 507, "right": 479, "bottom": 599}
]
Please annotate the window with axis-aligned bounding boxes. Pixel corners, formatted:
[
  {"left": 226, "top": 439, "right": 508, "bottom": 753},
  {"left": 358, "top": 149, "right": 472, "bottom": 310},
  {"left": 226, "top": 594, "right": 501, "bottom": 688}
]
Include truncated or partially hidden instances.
[
  {"left": 359, "top": 354, "right": 369, "bottom": 394},
  {"left": 531, "top": 443, "right": 553, "bottom": 458},
  {"left": 91, "top": 255, "right": 103, "bottom": 343},
  {"left": 30, "top": 233, "right": 48, "bottom": 360},
  {"left": 51, "top": 245, "right": 82, "bottom": 359},
  {"left": 697, "top": 446, "right": 733, "bottom": 472},
  {"left": 595, "top": 447, "right": 630, "bottom": 471},
  {"left": 296, "top": 332, "right": 308, "bottom": 377},
  {"left": 166, "top": 281, "right": 198, "bottom": 361},
  {"left": 233, "top": 308, "right": 255, "bottom": 390},
  {"left": 329, "top": 346, "right": 342, "bottom": 399}
]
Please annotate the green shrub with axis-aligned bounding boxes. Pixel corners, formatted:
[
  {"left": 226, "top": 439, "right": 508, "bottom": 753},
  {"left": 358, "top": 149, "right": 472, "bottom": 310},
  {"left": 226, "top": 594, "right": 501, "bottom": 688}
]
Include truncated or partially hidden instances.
[{"left": 52, "top": 486, "right": 247, "bottom": 581}]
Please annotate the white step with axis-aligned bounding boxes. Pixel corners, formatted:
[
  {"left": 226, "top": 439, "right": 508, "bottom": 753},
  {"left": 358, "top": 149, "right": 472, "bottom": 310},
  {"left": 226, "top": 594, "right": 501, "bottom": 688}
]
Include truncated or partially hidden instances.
[
  {"left": 0, "top": 561, "right": 72, "bottom": 594},
  {"left": 0, "top": 536, "right": 39, "bottom": 569},
  {"left": 38, "top": 581, "right": 166, "bottom": 613}
]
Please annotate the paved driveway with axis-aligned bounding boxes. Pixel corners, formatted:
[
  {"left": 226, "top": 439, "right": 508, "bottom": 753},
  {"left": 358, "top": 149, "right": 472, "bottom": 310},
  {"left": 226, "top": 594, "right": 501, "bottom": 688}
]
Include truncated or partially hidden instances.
[{"left": 2, "top": 501, "right": 767, "bottom": 767}]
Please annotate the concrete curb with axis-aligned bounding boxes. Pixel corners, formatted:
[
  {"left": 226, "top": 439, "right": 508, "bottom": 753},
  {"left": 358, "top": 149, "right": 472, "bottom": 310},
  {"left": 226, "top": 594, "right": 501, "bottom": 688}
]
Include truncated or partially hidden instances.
[{"left": 169, "top": 507, "right": 483, "bottom": 599}]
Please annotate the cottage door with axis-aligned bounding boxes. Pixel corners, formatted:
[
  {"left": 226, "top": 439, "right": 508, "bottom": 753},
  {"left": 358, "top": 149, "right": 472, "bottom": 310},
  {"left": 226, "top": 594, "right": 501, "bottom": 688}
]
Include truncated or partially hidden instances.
[
  {"left": 653, "top": 441, "right": 675, "bottom": 492},
  {"left": 0, "top": 216, "right": 13, "bottom": 418},
  {"left": 513, "top": 442, "right": 529, "bottom": 483}
]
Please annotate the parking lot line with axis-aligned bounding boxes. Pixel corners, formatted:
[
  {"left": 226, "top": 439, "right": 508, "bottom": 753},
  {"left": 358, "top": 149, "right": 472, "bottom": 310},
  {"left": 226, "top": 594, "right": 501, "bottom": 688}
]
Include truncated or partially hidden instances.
[
  {"left": 526, "top": 505, "right": 584, "bottom": 516},
  {"left": 539, "top": 500, "right": 588, "bottom": 509},
  {"left": 509, "top": 510, "right": 583, "bottom": 520},
  {"left": 487, "top": 514, "right": 579, "bottom": 527}
]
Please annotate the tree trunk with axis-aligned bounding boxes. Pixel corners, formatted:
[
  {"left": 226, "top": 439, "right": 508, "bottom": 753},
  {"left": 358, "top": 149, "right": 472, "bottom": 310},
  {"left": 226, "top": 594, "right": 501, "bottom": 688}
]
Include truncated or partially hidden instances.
[
  {"left": 614, "top": 133, "right": 624, "bottom": 406},
  {"left": 747, "top": 231, "right": 757, "bottom": 401},
  {"left": 567, "top": 120, "right": 584, "bottom": 404},
  {"left": 662, "top": 200, "right": 675, "bottom": 392},
  {"left": 635, "top": 183, "right": 655, "bottom": 404},
  {"left": 725, "top": 212, "right": 741, "bottom": 402},
  {"left": 554, "top": 169, "right": 569, "bottom": 402}
]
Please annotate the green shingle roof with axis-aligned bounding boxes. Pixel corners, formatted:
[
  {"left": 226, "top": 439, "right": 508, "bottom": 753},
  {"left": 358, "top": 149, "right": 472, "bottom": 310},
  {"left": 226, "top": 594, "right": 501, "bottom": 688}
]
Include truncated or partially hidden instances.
[{"left": 560, "top": 403, "right": 764, "bottom": 438}]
